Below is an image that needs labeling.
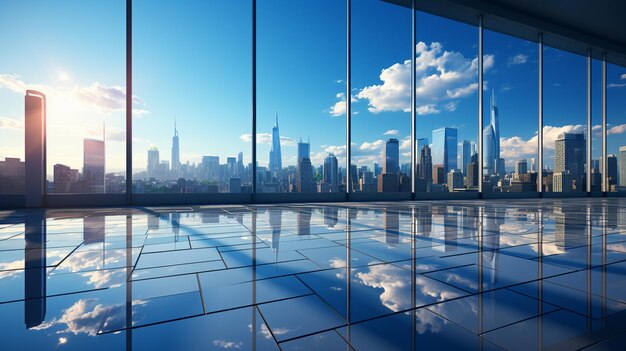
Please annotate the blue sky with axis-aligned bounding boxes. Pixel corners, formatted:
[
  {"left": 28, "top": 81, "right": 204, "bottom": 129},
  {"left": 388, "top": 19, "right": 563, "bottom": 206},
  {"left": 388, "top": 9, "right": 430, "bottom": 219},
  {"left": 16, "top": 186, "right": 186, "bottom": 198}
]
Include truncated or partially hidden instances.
[{"left": 1, "top": 0, "right": 626, "bottom": 176}]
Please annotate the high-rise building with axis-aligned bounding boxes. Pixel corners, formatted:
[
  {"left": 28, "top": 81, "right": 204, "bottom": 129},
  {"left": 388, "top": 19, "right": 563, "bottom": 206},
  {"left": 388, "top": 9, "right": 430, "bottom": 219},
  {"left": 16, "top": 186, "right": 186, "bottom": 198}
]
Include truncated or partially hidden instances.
[
  {"left": 553, "top": 171, "right": 572, "bottom": 192},
  {"left": 83, "top": 138, "right": 105, "bottom": 193},
  {"left": 323, "top": 153, "right": 338, "bottom": 192},
  {"left": 530, "top": 158, "right": 537, "bottom": 173},
  {"left": 417, "top": 138, "right": 428, "bottom": 165},
  {"left": 607, "top": 154, "right": 618, "bottom": 188},
  {"left": 461, "top": 140, "right": 471, "bottom": 176},
  {"left": 269, "top": 112, "right": 282, "bottom": 175},
  {"left": 432, "top": 127, "right": 457, "bottom": 175},
  {"left": 383, "top": 138, "right": 399, "bottom": 175},
  {"left": 418, "top": 145, "right": 433, "bottom": 183},
  {"left": 554, "top": 133, "right": 585, "bottom": 189},
  {"left": 467, "top": 160, "right": 479, "bottom": 188},
  {"left": 515, "top": 159, "right": 528, "bottom": 176},
  {"left": 296, "top": 157, "right": 315, "bottom": 193},
  {"left": 447, "top": 169, "right": 463, "bottom": 190},
  {"left": 0, "top": 157, "right": 25, "bottom": 194},
  {"left": 297, "top": 139, "right": 310, "bottom": 164},
  {"left": 171, "top": 120, "right": 180, "bottom": 174},
  {"left": 202, "top": 156, "right": 220, "bottom": 181},
  {"left": 147, "top": 146, "right": 159, "bottom": 179},
  {"left": 619, "top": 146, "right": 626, "bottom": 186},
  {"left": 53, "top": 164, "right": 78, "bottom": 193},
  {"left": 433, "top": 164, "right": 445, "bottom": 185},
  {"left": 482, "top": 91, "right": 500, "bottom": 175}
]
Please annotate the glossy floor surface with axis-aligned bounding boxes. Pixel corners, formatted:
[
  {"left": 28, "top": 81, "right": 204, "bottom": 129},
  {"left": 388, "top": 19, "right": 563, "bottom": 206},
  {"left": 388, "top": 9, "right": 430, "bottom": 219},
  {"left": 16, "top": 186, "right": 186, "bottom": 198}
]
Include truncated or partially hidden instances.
[{"left": 2, "top": 199, "right": 626, "bottom": 350}]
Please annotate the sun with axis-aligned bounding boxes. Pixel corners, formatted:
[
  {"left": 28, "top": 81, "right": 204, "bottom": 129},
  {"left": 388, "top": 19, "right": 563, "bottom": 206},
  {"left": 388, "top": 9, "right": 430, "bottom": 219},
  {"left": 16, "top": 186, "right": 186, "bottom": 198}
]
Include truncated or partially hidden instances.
[{"left": 58, "top": 71, "right": 70, "bottom": 81}]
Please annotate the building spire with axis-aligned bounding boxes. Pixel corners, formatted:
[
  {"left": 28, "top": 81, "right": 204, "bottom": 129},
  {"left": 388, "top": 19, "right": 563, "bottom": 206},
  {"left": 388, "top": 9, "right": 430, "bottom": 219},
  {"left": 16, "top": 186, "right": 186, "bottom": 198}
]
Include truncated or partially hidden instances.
[
  {"left": 174, "top": 117, "right": 178, "bottom": 137},
  {"left": 275, "top": 111, "right": 279, "bottom": 128}
]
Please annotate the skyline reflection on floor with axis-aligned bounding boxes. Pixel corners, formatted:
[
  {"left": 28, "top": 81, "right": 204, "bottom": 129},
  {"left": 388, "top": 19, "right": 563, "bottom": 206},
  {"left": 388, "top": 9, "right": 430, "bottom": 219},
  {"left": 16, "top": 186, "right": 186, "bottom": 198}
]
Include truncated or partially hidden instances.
[{"left": 1, "top": 198, "right": 626, "bottom": 350}]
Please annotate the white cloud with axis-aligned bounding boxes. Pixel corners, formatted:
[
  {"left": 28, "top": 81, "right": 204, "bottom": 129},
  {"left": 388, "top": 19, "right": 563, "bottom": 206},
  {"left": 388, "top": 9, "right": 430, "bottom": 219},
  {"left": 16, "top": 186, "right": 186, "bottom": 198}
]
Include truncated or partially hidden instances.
[
  {"left": 355, "top": 42, "right": 492, "bottom": 115},
  {"left": 608, "top": 83, "right": 626, "bottom": 88},
  {"left": 239, "top": 133, "right": 296, "bottom": 147},
  {"left": 383, "top": 129, "right": 399, "bottom": 136},
  {"left": 499, "top": 124, "right": 588, "bottom": 163},
  {"left": 212, "top": 340, "right": 243, "bottom": 349},
  {"left": 360, "top": 139, "right": 385, "bottom": 151},
  {"left": 330, "top": 93, "right": 347, "bottom": 116},
  {"left": 0, "top": 116, "right": 23, "bottom": 130},
  {"left": 608, "top": 123, "right": 626, "bottom": 135},
  {"left": 0, "top": 74, "right": 148, "bottom": 116},
  {"left": 621, "top": 74, "right": 626, "bottom": 80},
  {"left": 507, "top": 53, "right": 528, "bottom": 66}
]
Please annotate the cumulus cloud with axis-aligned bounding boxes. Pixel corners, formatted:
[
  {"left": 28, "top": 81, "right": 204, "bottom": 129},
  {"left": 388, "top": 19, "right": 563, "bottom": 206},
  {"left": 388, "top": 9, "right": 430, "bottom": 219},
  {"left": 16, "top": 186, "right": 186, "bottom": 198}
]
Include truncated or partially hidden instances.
[
  {"left": 0, "top": 74, "right": 148, "bottom": 116},
  {"left": 0, "top": 116, "right": 23, "bottom": 130},
  {"left": 239, "top": 133, "right": 296, "bottom": 147},
  {"left": 383, "top": 129, "right": 399, "bottom": 135},
  {"left": 507, "top": 53, "right": 528, "bottom": 66},
  {"left": 608, "top": 123, "right": 626, "bottom": 135},
  {"left": 622, "top": 74, "right": 626, "bottom": 80},
  {"left": 499, "top": 124, "right": 589, "bottom": 164},
  {"left": 354, "top": 42, "right": 492, "bottom": 115},
  {"left": 212, "top": 340, "right": 243, "bottom": 349},
  {"left": 360, "top": 139, "right": 385, "bottom": 151}
]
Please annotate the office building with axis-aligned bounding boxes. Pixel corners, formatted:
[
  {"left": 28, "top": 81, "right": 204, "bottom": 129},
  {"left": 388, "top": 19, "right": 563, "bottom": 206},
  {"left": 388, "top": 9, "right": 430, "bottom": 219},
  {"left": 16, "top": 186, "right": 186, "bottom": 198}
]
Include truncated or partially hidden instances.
[{"left": 432, "top": 127, "right": 457, "bottom": 175}]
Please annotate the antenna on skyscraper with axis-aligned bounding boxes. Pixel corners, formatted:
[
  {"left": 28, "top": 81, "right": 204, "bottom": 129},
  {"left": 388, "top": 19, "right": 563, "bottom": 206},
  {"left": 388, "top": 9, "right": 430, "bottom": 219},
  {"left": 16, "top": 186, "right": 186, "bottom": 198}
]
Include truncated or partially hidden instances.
[{"left": 275, "top": 110, "right": 279, "bottom": 128}]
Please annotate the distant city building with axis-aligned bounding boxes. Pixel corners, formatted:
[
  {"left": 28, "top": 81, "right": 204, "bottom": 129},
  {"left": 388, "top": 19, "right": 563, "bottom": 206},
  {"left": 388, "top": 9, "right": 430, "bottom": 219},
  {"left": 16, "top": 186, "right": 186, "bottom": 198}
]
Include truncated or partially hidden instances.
[
  {"left": 378, "top": 173, "right": 399, "bottom": 192},
  {"left": 269, "top": 113, "right": 283, "bottom": 175},
  {"left": 297, "top": 139, "right": 310, "bottom": 164},
  {"left": 515, "top": 159, "right": 528, "bottom": 176},
  {"left": 296, "top": 157, "right": 315, "bottom": 193},
  {"left": 432, "top": 127, "right": 458, "bottom": 175},
  {"left": 433, "top": 164, "right": 445, "bottom": 185},
  {"left": 418, "top": 145, "right": 433, "bottom": 185},
  {"left": 447, "top": 169, "right": 463, "bottom": 190},
  {"left": 461, "top": 140, "right": 471, "bottom": 176},
  {"left": 171, "top": 121, "right": 180, "bottom": 175},
  {"left": 323, "top": 153, "right": 339, "bottom": 192},
  {"left": 554, "top": 133, "right": 585, "bottom": 186},
  {"left": 383, "top": 138, "right": 399, "bottom": 175},
  {"left": 482, "top": 91, "right": 501, "bottom": 175},
  {"left": 53, "top": 164, "right": 79, "bottom": 193},
  {"left": 530, "top": 158, "right": 537, "bottom": 173},
  {"left": 147, "top": 146, "right": 159, "bottom": 179},
  {"left": 607, "top": 154, "right": 618, "bottom": 189},
  {"left": 83, "top": 138, "right": 105, "bottom": 193},
  {"left": 0, "top": 157, "right": 25, "bottom": 193},
  {"left": 229, "top": 177, "right": 241, "bottom": 193},
  {"left": 620, "top": 146, "right": 626, "bottom": 186},
  {"left": 553, "top": 171, "right": 572, "bottom": 192}
]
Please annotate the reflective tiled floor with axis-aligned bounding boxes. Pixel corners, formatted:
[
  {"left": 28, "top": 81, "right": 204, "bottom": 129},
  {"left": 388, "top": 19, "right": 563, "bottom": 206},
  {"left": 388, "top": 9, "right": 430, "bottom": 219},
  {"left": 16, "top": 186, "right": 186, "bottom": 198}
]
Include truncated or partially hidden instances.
[{"left": 2, "top": 199, "right": 626, "bottom": 350}]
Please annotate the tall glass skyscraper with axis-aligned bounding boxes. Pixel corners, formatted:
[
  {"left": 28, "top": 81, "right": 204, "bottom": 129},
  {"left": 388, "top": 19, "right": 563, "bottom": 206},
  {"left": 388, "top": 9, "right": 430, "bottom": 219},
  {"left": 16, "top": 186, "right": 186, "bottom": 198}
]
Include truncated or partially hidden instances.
[
  {"left": 269, "top": 113, "right": 282, "bottom": 175},
  {"left": 461, "top": 140, "right": 471, "bottom": 175},
  {"left": 483, "top": 90, "right": 500, "bottom": 174},
  {"left": 171, "top": 121, "right": 180, "bottom": 174},
  {"left": 432, "top": 127, "right": 458, "bottom": 175},
  {"left": 297, "top": 139, "right": 310, "bottom": 164},
  {"left": 83, "top": 138, "right": 105, "bottom": 193},
  {"left": 383, "top": 138, "right": 399, "bottom": 175}
]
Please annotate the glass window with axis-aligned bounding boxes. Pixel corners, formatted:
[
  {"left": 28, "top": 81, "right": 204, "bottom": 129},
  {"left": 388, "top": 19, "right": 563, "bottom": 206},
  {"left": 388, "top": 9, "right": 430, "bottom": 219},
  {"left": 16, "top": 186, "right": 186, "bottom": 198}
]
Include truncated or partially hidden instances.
[
  {"left": 607, "top": 62, "right": 626, "bottom": 192},
  {"left": 0, "top": 0, "right": 125, "bottom": 194},
  {"left": 257, "top": 0, "right": 346, "bottom": 194},
  {"left": 351, "top": 0, "right": 411, "bottom": 194},
  {"left": 133, "top": 0, "right": 252, "bottom": 194},
  {"left": 591, "top": 58, "right": 603, "bottom": 192},
  {"left": 542, "top": 47, "right": 587, "bottom": 192},
  {"left": 415, "top": 12, "right": 478, "bottom": 193},
  {"left": 482, "top": 29, "right": 538, "bottom": 193}
]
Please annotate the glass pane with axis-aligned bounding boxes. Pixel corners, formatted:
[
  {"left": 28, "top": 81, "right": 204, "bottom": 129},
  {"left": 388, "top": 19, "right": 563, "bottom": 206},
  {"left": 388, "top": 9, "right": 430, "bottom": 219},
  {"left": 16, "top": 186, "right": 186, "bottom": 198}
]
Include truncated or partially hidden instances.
[
  {"left": 0, "top": 0, "right": 126, "bottom": 194},
  {"left": 542, "top": 47, "right": 587, "bottom": 192},
  {"left": 483, "top": 29, "right": 538, "bottom": 193},
  {"left": 257, "top": 0, "right": 346, "bottom": 194},
  {"left": 591, "top": 59, "right": 602, "bottom": 191},
  {"left": 415, "top": 12, "right": 478, "bottom": 193},
  {"left": 351, "top": 0, "right": 411, "bottom": 194},
  {"left": 133, "top": 0, "right": 252, "bottom": 194},
  {"left": 607, "top": 62, "right": 626, "bottom": 192}
]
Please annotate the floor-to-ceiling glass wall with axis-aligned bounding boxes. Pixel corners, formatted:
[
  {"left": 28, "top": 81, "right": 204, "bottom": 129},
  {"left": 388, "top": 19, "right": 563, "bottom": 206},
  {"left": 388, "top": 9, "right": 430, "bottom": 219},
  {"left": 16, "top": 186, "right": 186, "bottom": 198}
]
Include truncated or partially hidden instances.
[
  {"left": 543, "top": 47, "right": 587, "bottom": 193},
  {"left": 351, "top": 0, "right": 411, "bottom": 194},
  {"left": 415, "top": 12, "right": 478, "bottom": 193},
  {"left": 482, "top": 29, "right": 538, "bottom": 193},
  {"left": 607, "top": 61, "right": 626, "bottom": 192},
  {"left": 591, "top": 57, "right": 603, "bottom": 192},
  {"left": 133, "top": 0, "right": 252, "bottom": 194},
  {"left": 257, "top": 0, "right": 346, "bottom": 194},
  {"left": 0, "top": 0, "right": 126, "bottom": 195}
]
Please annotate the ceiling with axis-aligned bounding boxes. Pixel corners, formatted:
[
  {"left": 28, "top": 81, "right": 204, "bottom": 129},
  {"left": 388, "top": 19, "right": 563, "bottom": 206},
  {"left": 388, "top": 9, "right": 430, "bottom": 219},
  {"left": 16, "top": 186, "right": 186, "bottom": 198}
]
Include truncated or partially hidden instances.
[{"left": 385, "top": 0, "right": 626, "bottom": 65}]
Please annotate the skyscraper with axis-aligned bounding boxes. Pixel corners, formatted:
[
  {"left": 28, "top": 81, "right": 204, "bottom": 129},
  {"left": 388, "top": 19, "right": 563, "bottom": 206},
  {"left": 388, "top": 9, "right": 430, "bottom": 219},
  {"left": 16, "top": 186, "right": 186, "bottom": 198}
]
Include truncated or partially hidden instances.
[
  {"left": 296, "top": 157, "right": 314, "bottom": 193},
  {"left": 620, "top": 146, "right": 626, "bottom": 186},
  {"left": 83, "top": 137, "right": 105, "bottom": 193},
  {"left": 515, "top": 159, "right": 528, "bottom": 176},
  {"left": 482, "top": 90, "right": 500, "bottom": 174},
  {"left": 607, "top": 154, "right": 618, "bottom": 188},
  {"left": 417, "top": 138, "right": 428, "bottom": 165},
  {"left": 147, "top": 146, "right": 159, "bottom": 178},
  {"left": 554, "top": 133, "right": 585, "bottom": 188},
  {"left": 171, "top": 120, "right": 180, "bottom": 174},
  {"left": 418, "top": 145, "right": 433, "bottom": 184},
  {"left": 383, "top": 138, "right": 399, "bottom": 175},
  {"left": 323, "top": 153, "right": 338, "bottom": 192},
  {"left": 432, "top": 127, "right": 458, "bottom": 175},
  {"left": 269, "top": 112, "right": 282, "bottom": 175},
  {"left": 297, "top": 139, "right": 310, "bottom": 164},
  {"left": 461, "top": 140, "right": 471, "bottom": 175}
]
